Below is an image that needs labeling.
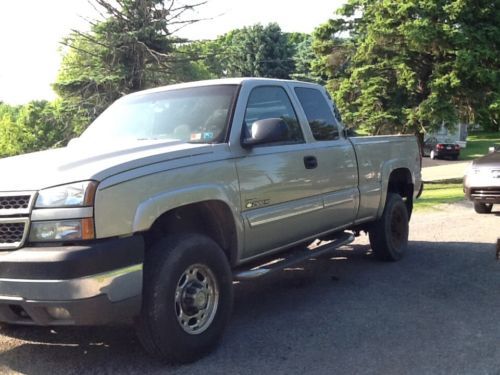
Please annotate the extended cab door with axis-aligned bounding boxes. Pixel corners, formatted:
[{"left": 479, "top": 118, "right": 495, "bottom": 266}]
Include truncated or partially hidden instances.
[
  {"left": 233, "top": 84, "right": 332, "bottom": 259},
  {"left": 292, "top": 85, "right": 359, "bottom": 231}
]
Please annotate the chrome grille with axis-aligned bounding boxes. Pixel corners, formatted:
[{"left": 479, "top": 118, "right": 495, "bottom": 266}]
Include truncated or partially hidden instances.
[
  {"left": 0, "top": 192, "right": 35, "bottom": 250},
  {"left": 0, "top": 195, "right": 31, "bottom": 210},
  {"left": 471, "top": 187, "right": 500, "bottom": 199},
  {"left": 0, "top": 222, "right": 25, "bottom": 244}
]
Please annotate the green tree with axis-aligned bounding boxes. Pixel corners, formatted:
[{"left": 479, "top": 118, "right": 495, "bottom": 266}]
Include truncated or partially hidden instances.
[
  {"left": 179, "top": 23, "right": 297, "bottom": 80},
  {"left": 54, "top": 0, "right": 206, "bottom": 122},
  {"left": 290, "top": 36, "right": 323, "bottom": 83},
  {"left": 0, "top": 110, "right": 24, "bottom": 158},
  {"left": 175, "top": 39, "right": 225, "bottom": 81},
  {"left": 313, "top": 0, "right": 500, "bottom": 134},
  {"left": 220, "top": 23, "right": 295, "bottom": 78},
  {"left": 0, "top": 100, "right": 79, "bottom": 157}
]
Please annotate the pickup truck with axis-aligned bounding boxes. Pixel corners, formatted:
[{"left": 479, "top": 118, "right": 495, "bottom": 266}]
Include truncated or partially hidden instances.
[{"left": 0, "top": 78, "right": 422, "bottom": 363}]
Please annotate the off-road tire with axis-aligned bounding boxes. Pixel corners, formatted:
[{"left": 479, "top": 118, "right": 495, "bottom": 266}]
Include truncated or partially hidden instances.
[
  {"left": 135, "top": 233, "right": 233, "bottom": 364},
  {"left": 369, "top": 193, "right": 409, "bottom": 261},
  {"left": 474, "top": 202, "right": 493, "bottom": 214}
]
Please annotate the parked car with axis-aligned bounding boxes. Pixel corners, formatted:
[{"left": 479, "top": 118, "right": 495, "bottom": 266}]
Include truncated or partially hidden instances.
[
  {"left": 464, "top": 148, "right": 500, "bottom": 213},
  {"left": 423, "top": 137, "right": 460, "bottom": 160},
  {"left": 488, "top": 143, "right": 500, "bottom": 153}
]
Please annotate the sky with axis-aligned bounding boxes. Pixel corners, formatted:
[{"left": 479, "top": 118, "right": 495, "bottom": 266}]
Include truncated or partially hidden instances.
[{"left": 0, "top": 0, "right": 345, "bottom": 104}]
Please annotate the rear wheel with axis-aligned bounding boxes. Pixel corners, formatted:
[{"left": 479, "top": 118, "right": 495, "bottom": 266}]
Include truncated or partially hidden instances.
[
  {"left": 369, "top": 193, "right": 409, "bottom": 261},
  {"left": 474, "top": 202, "right": 493, "bottom": 214},
  {"left": 136, "top": 233, "right": 233, "bottom": 364}
]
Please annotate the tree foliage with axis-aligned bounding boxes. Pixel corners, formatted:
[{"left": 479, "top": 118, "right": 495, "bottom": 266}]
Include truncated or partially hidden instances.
[
  {"left": 290, "top": 35, "right": 323, "bottom": 83},
  {"left": 0, "top": 100, "right": 77, "bottom": 157},
  {"left": 54, "top": 0, "right": 206, "bottom": 121},
  {"left": 3, "top": 0, "right": 499, "bottom": 159},
  {"left": 2, "top": 0, "right": 208, "bottom": 157},
  {"left": 222, "top": 23, "right": 295, "bottom": 78},
  {"left": 313, "top": 0, "right": 500, "bottom": 134},
  {"left": 179, "top": 23, "right": 297, "bottom": 80}
]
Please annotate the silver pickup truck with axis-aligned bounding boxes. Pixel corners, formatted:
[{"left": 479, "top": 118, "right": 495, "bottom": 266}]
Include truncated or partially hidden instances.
[{"left": 0, "top": 78, "right": 422, "bottom": 363}]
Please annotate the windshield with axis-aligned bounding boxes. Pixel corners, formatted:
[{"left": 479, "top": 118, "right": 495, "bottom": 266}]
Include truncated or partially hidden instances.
[{"left": 79, "top": 85, "right": 238, "bottom": 144}]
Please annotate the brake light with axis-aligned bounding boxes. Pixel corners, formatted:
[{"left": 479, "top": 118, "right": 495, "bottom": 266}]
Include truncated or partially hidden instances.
[
  {"left": 455, "top": 145, "right": 460, "bottom": 150},
  {"left": 437, "top": 144, "right": 445, "bottom": 150}
]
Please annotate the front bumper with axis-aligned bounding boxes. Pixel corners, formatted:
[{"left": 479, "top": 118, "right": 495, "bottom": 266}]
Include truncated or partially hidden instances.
[
  {"left": 464, "top": 172, "right": 500, "bottom": 204},
  {"left": 0, "top": 235, "right": 144, "bottom": 325},
  {"left": 464, "top": 186, "right": 500, "bottom": 204}
]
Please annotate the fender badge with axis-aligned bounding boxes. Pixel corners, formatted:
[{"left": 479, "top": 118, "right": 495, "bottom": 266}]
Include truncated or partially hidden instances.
[{"left": 245, "top": 199, "right": 270, "bottom": 209}]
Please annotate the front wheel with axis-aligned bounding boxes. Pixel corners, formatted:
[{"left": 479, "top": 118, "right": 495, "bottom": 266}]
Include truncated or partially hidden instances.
[
  {"left": 474, "top": 202, "right": 493, "bottom": 214},
  {"left": 369, "top": 193, "right": 409, "bottom": 261},
  {"left": 136, "top": 233, "right": 233, "bottom": 364}
]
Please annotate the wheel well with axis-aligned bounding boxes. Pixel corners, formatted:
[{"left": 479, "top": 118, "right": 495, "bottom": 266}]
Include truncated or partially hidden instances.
[
  {"left": 143, "top": 201, "right": 238, "bottom": 266},
  {"left": 388, "top": 168, "right": 414, "bottom": 216}
]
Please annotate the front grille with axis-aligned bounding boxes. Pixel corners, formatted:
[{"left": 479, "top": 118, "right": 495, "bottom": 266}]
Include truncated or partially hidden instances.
[
  {"left": 471, "top": 188, "right": 500, "bottom": 199},
  {"left": 0, "top": 192, "right": 34, "bottom": 250},
  {"left": 0, "top": 195, "right": 31, "bottom": 211},
  {"left": 0, "top": 222, "right": 25, "bottom": 244}
]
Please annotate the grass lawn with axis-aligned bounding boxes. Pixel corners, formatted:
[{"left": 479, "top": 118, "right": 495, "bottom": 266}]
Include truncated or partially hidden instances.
[
  {"left": 461, "top": 132, "right": 500, "bottom": 160},
  {"left": 414, "top": 183, "right": 465, "bottom": 211}
]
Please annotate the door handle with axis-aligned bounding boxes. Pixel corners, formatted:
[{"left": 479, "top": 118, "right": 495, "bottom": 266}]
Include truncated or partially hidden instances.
[{"left": 303, "top": 155, "right": 318, "bottom": 169}]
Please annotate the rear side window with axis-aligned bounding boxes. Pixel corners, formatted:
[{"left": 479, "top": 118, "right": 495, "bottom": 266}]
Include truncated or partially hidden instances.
[
  {"left": 244, "top": 86, "right": 304, "bottom": 144},
  {"left": 295, "top": 87, "right": 339, "bottom": 141}
]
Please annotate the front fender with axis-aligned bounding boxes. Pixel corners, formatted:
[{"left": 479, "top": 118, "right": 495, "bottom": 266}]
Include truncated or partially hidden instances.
[{"left": 133, "top": 184, "right": 238, "bottom": 232}]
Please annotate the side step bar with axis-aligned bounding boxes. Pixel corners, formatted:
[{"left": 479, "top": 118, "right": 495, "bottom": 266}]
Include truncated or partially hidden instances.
[{"left": 233, "top": 232, "right": 355, "bottom": 281}]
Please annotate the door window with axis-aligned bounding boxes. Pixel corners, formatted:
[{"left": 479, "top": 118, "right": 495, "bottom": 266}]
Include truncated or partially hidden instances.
[
  {"left": 295, "top": 87, "right": 339, "bottom": 141},
  {"left": 244, "top": 86, "right": 304, "bottom": 144}
]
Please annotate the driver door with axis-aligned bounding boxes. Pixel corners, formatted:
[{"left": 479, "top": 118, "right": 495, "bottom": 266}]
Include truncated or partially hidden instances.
[{"left": 235, "top": 85, "right": 326, "bottom": 259}]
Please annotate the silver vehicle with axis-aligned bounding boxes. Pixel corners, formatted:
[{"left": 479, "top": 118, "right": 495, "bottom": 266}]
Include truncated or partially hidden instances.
[
  {"left": 464, "top": 147, "right": 500, "bottom": 213},
  {"left": 0, "top": 78, "right": 422, "bottom": 363}
]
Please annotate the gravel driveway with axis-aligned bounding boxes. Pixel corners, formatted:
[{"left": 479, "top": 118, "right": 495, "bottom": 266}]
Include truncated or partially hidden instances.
[{"left": 0, "top": 201, "right": 499, "bottom": 374}]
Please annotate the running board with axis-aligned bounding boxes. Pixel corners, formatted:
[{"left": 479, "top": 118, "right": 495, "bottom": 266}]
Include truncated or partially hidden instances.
[{"left": 233, "top": 232, "right": 355, "bottom": 281}]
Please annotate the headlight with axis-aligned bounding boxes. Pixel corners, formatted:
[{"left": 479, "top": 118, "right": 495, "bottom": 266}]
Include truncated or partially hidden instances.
[
  {"left": 36, "top": 181, "right": 98, "bottom": 208},
  {"left": 29, "top": 218, "right": 95, "bottom": 242}
]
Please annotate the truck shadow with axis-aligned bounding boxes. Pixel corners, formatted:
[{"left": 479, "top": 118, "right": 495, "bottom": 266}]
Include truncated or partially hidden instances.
[{"left": 0, "top": 239, "right": 498, "bottom": 374}]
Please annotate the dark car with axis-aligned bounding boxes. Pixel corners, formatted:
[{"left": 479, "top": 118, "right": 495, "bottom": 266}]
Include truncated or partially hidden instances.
[
  {"left": 463, "top": 149, "right": 500, "bottom": 213},
  {"left": 423, "top": 137, "right": 460, "bottom": 160}
]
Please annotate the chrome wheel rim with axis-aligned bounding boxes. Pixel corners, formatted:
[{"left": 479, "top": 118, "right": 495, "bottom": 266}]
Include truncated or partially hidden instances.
[{"left": 174, "top": 264, "right": 219, "bottom": 335}]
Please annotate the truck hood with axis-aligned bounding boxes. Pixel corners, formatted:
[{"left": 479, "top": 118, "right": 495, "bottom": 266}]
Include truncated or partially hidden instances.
[
  {"left": 472, "top": 151, "right": 500, "bottom": 168},
  {"left": 0, "top": 140, "right": 213, "bottom": 192}
]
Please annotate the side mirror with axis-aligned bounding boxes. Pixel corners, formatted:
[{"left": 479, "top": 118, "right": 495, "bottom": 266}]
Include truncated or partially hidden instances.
[{"left": 242, "top": 118, "right": 289, "bottom": 148}]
